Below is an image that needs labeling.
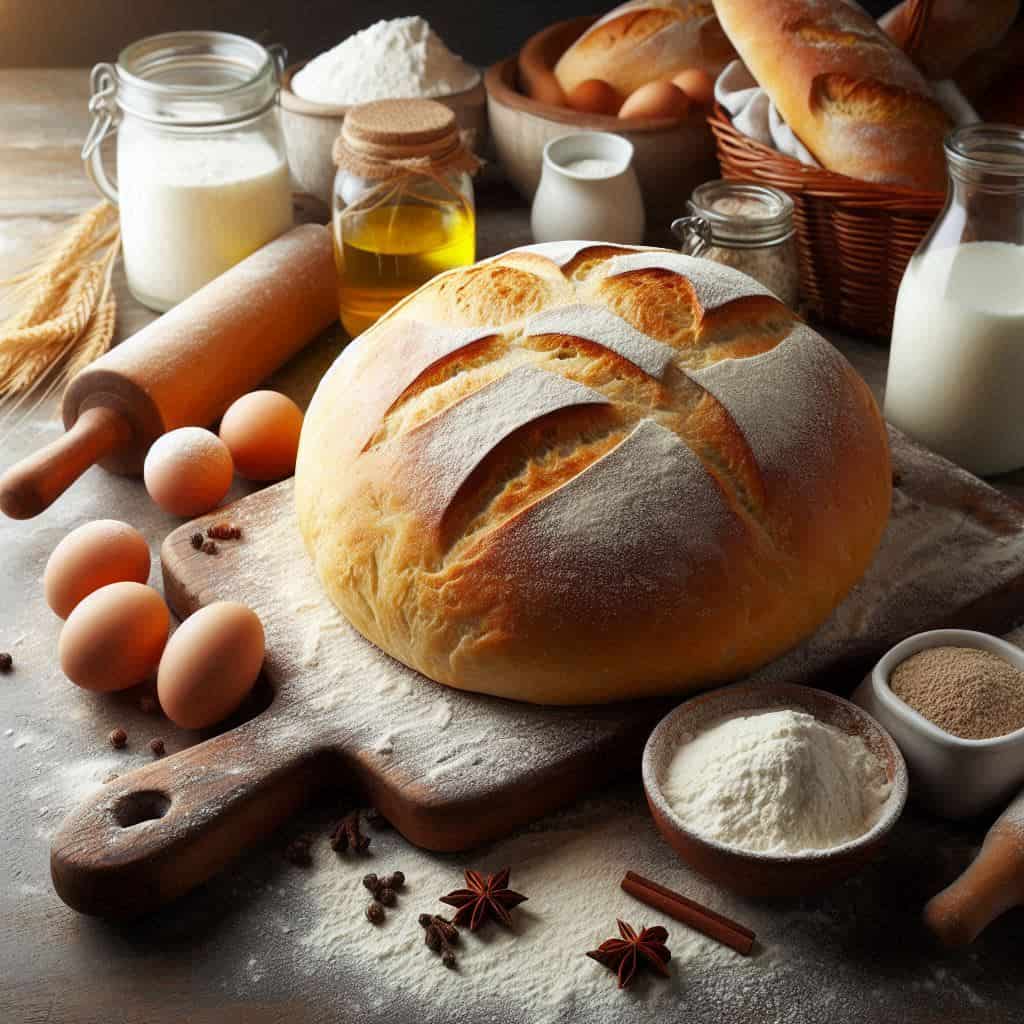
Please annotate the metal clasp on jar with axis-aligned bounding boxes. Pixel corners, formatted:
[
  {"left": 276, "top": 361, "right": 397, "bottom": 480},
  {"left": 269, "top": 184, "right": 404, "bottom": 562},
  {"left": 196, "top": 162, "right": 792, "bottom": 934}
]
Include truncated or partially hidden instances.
[{"left": 671, "top": 215, "right": 713, "bottom": 258}]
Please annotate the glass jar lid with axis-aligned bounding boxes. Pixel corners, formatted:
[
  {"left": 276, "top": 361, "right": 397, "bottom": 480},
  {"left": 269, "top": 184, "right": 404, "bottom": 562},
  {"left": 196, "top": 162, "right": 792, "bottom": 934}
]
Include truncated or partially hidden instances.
[
  {"left": 687, "top": 181, "right": 795, "bottom": 248},
  {"left": 111, "top": 31, "right": 282, "bottom": 126}
]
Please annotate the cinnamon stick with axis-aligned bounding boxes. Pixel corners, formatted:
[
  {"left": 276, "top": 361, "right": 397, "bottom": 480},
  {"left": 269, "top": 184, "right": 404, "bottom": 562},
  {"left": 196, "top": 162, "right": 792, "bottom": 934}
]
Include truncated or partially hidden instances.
[{"left": 621, "top": 871, "right": 756, "bottom": 956}]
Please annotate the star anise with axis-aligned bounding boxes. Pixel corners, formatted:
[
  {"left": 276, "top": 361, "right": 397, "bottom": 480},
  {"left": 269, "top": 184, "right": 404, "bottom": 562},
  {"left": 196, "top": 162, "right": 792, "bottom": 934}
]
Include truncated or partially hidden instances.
[
  {"left": 439, "top": 867, "right": 527, "bottom": 931},
  {"left": 586, "top": 920, "right": 671, "bottom": 989}
]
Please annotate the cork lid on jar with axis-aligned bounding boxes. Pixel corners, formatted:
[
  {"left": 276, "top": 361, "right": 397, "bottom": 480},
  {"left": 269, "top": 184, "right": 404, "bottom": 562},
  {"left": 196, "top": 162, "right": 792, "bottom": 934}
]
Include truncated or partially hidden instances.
[{"left": 332, "top": 99, "right": 481, "bottom": 180}]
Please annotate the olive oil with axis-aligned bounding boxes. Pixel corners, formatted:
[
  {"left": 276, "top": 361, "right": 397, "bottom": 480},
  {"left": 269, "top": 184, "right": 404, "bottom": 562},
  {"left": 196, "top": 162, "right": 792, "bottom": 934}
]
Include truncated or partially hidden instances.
[{"left": 335, "top": 202, "right": 475, "bottom": 336}]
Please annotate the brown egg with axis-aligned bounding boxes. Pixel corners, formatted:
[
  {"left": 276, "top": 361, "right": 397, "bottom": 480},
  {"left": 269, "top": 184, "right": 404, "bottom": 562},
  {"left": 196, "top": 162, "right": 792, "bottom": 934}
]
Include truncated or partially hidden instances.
[
  {"left": 157, "top": 602, "right": 264, "bottom": 729},
  {"left": 619, "top": 80, "right": 691, "bottom": 121},
  {"left": 59, "top": 582, "right": 169, "bottom": 692},
  {"left": 44, "top": 519, "right": 151, "bottom": 619},
  {"left": 672, "top": 68, "right": 716, "bottom": 107},
  {"left": 566, "top": 78, "right": 623, "bottom": 116},
  {"left": 219, "top": 390, "right": 304, "bottom": 482},
  {"left": 143, "top": 427, "right": 234, "bottom": 517}
]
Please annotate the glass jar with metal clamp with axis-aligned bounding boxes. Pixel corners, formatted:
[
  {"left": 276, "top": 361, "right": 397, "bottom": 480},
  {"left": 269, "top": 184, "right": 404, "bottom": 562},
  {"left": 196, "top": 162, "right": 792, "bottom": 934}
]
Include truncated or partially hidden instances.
[
  {"left": 83, "top": 31, "right": 293, "bottom": 312},
  {"left": 672, "top": 181, "right": 800, "bottom": 309}
]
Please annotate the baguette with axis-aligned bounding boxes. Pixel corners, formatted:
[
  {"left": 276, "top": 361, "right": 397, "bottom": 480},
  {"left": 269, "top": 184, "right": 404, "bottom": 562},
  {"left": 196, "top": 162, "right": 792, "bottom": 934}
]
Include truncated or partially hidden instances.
[
  {"left": 554, "top": 1, "right": 735, "bottom": 97},
  {"left": 713, "top": 0, "right": 950, "bottom": 190},
  {"left": 881, "top": 0, "right": 1020, "bottom": 79}
]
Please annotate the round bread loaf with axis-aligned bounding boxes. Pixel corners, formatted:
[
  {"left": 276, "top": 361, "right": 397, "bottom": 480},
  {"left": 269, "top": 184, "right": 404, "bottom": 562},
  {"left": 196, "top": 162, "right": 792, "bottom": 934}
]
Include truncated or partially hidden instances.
[{"left": 296, "top": 242, "right": 891, "bottom": 704}]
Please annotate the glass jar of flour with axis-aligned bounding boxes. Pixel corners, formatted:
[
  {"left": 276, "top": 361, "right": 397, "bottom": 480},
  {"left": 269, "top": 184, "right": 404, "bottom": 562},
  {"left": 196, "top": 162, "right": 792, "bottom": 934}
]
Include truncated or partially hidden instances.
[
  {"left": 885, "top": 124, "right": 1024, "bottom": 476},
  {"left": 83, "top": 31, "right": 293, "bottom": 312},
  {"left": 672, "top": 181, "right": 800, "bottom": 309}
]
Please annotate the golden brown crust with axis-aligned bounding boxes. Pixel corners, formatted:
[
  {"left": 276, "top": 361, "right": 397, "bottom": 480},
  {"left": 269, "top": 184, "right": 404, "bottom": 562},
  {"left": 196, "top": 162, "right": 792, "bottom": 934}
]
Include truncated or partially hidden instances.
[
  {"left": 713, "top": 0, "right": 949, "bottom": 190},
  {"left": 296, "top": 243, "right": 891, "bottom": 705},
  {"left": 553, "top": 1, "right": 735, "bottom": 97}
]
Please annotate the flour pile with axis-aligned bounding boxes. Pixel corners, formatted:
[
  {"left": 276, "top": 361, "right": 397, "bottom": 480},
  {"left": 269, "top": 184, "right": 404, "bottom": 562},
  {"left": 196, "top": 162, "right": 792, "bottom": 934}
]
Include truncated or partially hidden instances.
[
  {"left": 663, "top": 710, "right": 892, "bottom": 854},
  {"left": 292, "top": 17, "right": 479, "bottom": 105}
]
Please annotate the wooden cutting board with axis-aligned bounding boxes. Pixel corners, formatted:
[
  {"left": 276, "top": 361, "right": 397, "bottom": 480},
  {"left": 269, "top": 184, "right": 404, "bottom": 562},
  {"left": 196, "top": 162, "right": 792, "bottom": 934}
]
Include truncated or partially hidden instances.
[{"left": 50, "top": 429, "right": 1024, "bottom": 917}]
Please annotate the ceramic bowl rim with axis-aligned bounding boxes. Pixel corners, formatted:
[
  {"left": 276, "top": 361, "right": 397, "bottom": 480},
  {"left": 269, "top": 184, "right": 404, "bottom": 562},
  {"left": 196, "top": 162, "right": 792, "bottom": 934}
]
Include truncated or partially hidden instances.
[
  {"left": 870, "top": 629, "right": 1024, "bottom": 749},
  {"left": 542, "top": 131, "right": 635, "bottom": 180},
  {"left": 280, "top": 60, "right": 485, "bottom": 118},
  {"left": 642, "top": 682, "right": 909, "bottom": 866}
]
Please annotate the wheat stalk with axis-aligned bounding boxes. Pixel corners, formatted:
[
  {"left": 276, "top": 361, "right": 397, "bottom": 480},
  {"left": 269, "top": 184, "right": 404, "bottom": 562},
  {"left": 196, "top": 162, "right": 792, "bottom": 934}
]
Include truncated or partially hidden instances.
[{"left": 0, "top": 202, "right": 120, "bottom": 403}]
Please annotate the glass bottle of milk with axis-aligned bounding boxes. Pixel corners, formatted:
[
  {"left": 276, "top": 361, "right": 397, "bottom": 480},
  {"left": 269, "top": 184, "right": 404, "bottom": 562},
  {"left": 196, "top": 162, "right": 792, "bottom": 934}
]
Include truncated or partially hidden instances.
[
  {"left": 82, "top": 32, "right": 293, "bottom": 312},
  {"left": 885, "top": 124, "right": 1024, "bottom": 476}
]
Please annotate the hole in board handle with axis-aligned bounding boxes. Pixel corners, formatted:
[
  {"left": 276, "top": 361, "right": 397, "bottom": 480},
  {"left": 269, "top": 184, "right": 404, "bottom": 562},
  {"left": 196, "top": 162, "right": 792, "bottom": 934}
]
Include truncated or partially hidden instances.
[{"left": 113, "top": 790, "right": 171, "bottom": 828}]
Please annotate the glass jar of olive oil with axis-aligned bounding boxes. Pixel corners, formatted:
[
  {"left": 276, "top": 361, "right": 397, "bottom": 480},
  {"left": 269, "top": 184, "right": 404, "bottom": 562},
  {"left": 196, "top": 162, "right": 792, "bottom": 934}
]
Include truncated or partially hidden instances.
[{"left": 331, "top": 99, "right": 478, "bottom": 336}]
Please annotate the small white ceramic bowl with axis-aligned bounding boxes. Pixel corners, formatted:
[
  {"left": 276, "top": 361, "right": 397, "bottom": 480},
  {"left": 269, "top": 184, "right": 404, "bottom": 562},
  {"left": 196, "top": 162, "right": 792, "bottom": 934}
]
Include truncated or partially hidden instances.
[
  {"left": 643, "top": 682, "right": 907, "bottom": 900},
  {"left": 279, "top": 62, "right": 488, "bottom": 204},
  {"left": 852, "top": 629, "right": 1024, "bottom": 819}
]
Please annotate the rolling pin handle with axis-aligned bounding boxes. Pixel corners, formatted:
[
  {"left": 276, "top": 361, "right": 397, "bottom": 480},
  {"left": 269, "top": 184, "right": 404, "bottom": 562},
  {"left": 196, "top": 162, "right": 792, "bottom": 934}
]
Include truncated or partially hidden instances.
[
  {"left": 924, "top": 789, "right": 1024, "bottom": 947},
  {"left": 0, "top": 405, "right": 132, "bottom": 519}
]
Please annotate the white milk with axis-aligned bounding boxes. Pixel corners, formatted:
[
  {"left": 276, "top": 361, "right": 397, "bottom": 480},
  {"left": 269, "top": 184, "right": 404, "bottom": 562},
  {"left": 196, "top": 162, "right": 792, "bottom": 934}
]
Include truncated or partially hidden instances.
[
  {"left": 885, "top": 241, "right": 1024, "bottom": 476},
  {"left": 117, "top": 131, "right": 293, "bottom": 311}
]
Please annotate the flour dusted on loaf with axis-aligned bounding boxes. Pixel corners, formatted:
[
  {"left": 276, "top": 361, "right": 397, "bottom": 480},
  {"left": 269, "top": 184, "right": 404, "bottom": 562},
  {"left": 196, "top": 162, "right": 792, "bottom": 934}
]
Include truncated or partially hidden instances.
[
  {"left": 663, "top": 710, "right": 892, "bottom": 854},
  {"left": 291, "top": 17, "right": 479, "bottom": 105},
  {"left": 295, "top": 242, "right": 891, "bottom": 705}
]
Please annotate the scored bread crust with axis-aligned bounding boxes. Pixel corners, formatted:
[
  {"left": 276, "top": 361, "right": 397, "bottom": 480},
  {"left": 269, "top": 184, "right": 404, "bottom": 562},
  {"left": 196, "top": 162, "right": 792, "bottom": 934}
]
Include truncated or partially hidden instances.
[
  {"left": 296, "top": 242, "right": 891, "bottom": 705},
  {"left": 553, "top": 1, "right": 736, "bottom": 96},
  {"left": 713, "top": 0, "right": 949, "bottom": 191}
]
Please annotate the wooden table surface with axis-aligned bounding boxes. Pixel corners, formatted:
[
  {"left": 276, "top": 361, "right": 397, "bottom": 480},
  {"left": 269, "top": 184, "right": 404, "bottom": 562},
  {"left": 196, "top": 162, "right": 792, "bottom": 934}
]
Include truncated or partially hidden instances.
[{"left": 2, "top": 69, "right": 1023, "bottom": 1024}]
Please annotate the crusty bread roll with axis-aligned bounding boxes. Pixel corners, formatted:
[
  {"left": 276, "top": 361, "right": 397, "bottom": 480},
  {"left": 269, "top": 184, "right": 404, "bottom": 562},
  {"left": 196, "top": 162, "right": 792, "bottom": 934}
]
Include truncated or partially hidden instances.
[
  {"left": 714, "top": 0, "right": 950, "bottom": 190},
  {"left": 554, "top": 1, "right": 736, "bottom": 97},
  {"left": 296, "top": 242, "right": 891, "bottom": 705},
  {"left": 881, "top": 0, "right": 1020, "bottom": 79}
]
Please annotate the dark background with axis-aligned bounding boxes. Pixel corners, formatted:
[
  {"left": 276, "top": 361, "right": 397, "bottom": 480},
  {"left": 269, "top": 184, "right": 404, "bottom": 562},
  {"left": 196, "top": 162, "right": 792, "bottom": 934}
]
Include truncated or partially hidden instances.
[{"left": 0, "top": 0, "right": 898, "bottom": 68}]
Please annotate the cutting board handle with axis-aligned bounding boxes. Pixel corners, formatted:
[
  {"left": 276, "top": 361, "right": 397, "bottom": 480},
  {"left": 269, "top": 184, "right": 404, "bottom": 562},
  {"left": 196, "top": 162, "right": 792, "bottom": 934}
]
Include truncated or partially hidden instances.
[{"left": 50, "top": 714, "right": 333, "bottom": 917}]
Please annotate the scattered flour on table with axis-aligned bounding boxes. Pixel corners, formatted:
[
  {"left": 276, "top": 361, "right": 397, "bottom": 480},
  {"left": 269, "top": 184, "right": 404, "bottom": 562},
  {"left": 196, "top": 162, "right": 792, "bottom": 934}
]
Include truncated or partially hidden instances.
[
  {"left": 291, "top": 17, "right": 479, "bottom": 105},
  {"left": 298, "top": 797, "right": 742, "bottom": 1024}
]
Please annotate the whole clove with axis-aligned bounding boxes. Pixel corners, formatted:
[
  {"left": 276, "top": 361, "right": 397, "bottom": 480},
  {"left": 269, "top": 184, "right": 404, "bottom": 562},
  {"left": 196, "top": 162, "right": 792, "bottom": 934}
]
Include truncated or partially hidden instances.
[
  {"left": 329, "top": 810, "right": 371, "bottom": 854},
  {"left": 207, "top": 523, "right": 242, "bottom": 541},
  {"left": 418, "top": 912, "right": 460, "bottom": 967}
]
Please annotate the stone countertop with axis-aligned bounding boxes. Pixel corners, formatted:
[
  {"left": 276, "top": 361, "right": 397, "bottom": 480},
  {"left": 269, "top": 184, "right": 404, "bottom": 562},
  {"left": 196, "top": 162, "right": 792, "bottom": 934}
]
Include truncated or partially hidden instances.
[{"left": 1, "top": 68, "right": 1022, "bottom": 1024}]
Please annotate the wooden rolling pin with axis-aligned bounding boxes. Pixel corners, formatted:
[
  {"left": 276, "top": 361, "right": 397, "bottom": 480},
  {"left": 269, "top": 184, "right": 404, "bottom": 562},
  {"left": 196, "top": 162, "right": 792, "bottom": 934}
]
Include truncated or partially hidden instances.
[
  {"left": 0, "top": 223, "right": 337, "bottom": 520},
  {"left": 924, "top": 786, "right": 1024, "bottom": 946}
]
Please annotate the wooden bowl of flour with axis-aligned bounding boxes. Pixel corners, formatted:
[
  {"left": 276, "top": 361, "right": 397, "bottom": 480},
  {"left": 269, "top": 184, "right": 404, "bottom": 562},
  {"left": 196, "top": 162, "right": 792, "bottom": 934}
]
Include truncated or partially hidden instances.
[
  {"left": 279, "top": 62, "right": 487, "bottom": 204},
  {"left": 643, "top": 682, "right": 908, "bottom": 901}
]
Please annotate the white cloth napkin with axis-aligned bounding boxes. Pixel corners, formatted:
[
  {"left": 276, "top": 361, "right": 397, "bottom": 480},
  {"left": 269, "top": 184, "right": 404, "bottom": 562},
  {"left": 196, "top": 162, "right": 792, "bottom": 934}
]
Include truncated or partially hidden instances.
[
  {"left": 715, "top": 61, "right": 820, "bottom": 166},
  {"left": 714, "top": 59, "right": 979, "bottom": 168}
]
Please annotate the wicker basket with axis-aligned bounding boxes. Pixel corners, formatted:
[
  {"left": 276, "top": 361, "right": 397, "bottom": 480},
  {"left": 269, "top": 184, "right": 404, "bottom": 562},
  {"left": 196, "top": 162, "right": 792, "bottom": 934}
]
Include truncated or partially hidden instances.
[{"left": 707, "top": 0, "right": 945, "bottom": 340}]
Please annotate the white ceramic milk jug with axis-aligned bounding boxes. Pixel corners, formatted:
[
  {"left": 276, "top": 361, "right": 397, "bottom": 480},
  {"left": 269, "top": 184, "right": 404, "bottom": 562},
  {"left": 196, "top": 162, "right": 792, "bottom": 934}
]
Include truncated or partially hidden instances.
[{"left": 530, "top": 132, "right": 645, "bottom": 245}]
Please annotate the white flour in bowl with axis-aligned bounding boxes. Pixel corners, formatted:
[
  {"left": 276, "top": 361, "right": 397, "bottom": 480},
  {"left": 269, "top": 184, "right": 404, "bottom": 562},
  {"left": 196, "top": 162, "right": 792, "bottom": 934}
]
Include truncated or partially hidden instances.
[
  {"left": 663, "top": 710, "right": 892, "bottom": 855},
  {"left": 292, "top": 17, "right": 479, "bottom": 105}
]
